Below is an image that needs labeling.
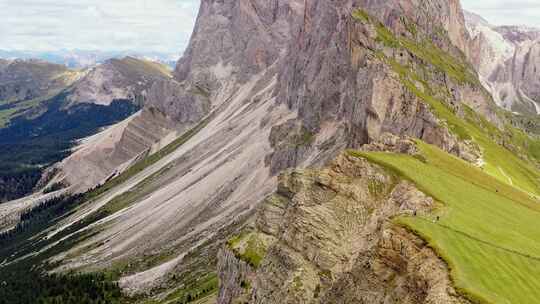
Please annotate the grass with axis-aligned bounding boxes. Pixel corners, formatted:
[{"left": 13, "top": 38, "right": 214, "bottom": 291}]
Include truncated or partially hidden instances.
[
  {"left": 353, "top": 10, "right": 540, "bottom": 195},
  {"left": 227, "top": 231, "right": 269, "bottom": 268},
  {"left": 388, "top": 58, "right": 540, "bottom": 194},
  {"left": 352, "top": 9, "right": 478, "bottom": 85},
  {"left": 0, "top": 108, "right": 18, "bottom": 127},
  {"left": 350, "top": 140, "right": 540, "bottom": 304},
  {"left": 161, "top": 273, "right": 218, "bottom": 304}
]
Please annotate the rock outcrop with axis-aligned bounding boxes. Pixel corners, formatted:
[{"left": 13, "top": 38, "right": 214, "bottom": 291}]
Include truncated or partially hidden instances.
[
  {"left": 218, "top": 152, "right": 471, "bottom": 304},
  {"left": 466, "top": 11, "right": 540, "bottom": 114}
]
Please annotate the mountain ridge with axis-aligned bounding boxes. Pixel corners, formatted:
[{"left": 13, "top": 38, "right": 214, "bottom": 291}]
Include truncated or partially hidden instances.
[
  {"left": 0, "top": 56, "right": 172, "bottom": 202},
  {"left": 0, "top": 1, "right": 540, "bottom": 304},
  {"left": 465, "top": 10, "right": 540, "bottom": 114}
]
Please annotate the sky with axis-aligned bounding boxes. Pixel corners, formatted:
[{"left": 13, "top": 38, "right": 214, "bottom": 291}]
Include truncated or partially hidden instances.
[
  {"left": 461, "top": 0, "right": 540, "bottom": 28},
  {"left": 0, "top": 0, "right": 200, "bottom": 55},
  {"left": 0, "top": 1, "right": 538, "bottom": 56}
]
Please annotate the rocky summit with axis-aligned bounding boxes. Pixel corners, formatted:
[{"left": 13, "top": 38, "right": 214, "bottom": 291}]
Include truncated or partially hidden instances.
[
  {"left": 466, "top": 10, "right": 540, "bottom": 114},
  {"left": 1, "top": 1, "right": 540, "bottom": 304}
]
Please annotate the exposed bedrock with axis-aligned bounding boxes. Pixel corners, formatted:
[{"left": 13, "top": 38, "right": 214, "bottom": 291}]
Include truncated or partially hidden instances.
[{"left": 218, "top": 152, "right": 471, "bottom": 304}]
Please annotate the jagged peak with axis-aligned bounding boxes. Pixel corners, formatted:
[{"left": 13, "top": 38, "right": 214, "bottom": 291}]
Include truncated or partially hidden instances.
[{"left": 174, "top": 0, "right": 305, "bottom": 83}]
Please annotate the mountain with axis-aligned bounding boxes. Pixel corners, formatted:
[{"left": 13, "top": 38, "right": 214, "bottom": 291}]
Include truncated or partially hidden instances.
[
  {"left": 0, "top": 49, "right": 179, "bottom": 69},
  {"left": 1, "top": 1, "right": 540, "bottom": 304},
  {"left": 0, "top": 57, "right": 172, "bottom": 202},
  {"left": 0, "top": 59, "right": 81, "bottom": 108},
  {"left": 465, "top": 10, "right": 540, "bottom": 114}
]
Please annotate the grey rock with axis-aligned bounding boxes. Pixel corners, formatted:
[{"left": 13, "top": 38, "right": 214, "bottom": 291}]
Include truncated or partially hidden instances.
[
  {"left": 466, "top": 11, "right": 540, "bottom": 114},
  {"left": 218, "top": 153, "right": 471, "bottom": 304}
]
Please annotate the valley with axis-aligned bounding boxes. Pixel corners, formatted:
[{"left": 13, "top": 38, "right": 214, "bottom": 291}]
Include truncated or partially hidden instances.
[{"left": 1, "top": 1, "right": 540, "bottom": 304}]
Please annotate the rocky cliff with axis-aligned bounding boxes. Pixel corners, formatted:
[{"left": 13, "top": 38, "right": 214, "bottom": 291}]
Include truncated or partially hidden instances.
[
  {"left": 466, "top": 11, "right": 540, "bottom": 114},
  {"left": 5, "top": 0, "right": 539, "bottom": 303},
  {"left": 38, "top": 0, "right": 497, "bottom": 296},
  {"left": 218, "top": 143, "right": 471, "bottom": 304},
  {"left": 269, "top": 0, "right": 492, "bottom": 174}
]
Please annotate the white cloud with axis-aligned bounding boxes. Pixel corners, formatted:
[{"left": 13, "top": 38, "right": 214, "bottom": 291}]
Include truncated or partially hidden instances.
[
  {"left": 461, "top": 0, "right": 540, "bottom": 28},
  {"left": 0, "top": 0, "right": 200, "bottom": 54}
]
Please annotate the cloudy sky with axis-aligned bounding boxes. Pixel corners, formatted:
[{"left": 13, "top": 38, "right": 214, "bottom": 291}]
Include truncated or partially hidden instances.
[
  {"left": 0, "top": 1, "right": 538, "bottom": 56},
  {"left": 461, "top": 0, "right": 540, "bottom": 27},
  {"left": 0, "top": 0, "right": 200, "bottom": 55}
]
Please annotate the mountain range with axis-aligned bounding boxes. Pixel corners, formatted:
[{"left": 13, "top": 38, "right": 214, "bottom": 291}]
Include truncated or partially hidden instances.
[
  {"left": 1, "top": 1, "right": 540, "bottom": 304},
  {"left": 466, "top": 11, "right": 540, "bottom": 115},
  {"left": 0, "top": 57, "right": 171, "bottom": 202},
  {"left": 0, "top": 49, "right": 179, "bottom": 69}
]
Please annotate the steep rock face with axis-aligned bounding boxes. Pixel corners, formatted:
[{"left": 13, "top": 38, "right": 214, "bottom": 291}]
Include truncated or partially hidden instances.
[
  {"left": 174, "top": 0, "right": 303, "bottom": 84},
  {"left": 146, "top": 0, "right": 305, "bottom": 123},
  {"left": 356, "top": 0, "right": 470, "bottom": 54},
  {"left": 218, "top": 151, "right": 470, "bottom": 304},
  {"left": 466, "top": 11, "right": 540, "bottom": 114},
  {"left": 269, "top": 0, "right": 491, "bottom": 174}
]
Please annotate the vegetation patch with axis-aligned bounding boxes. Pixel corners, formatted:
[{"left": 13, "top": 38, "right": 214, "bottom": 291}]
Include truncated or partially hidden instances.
[
  {"left": 227, "top": 231, "right": 269, "bottom": 268},
  {"left": 354, "top": 12, "right": 540, "bottom": 195},
  {"left": 350, "top": 140, "right": 540, "bottom": 304},
  {"left": 367, "top": 178, "right": 387, "bottom": 198},
  {"left": 161, "top": 273, "right": 218, "bottom": 304},
  {"left": 0, "top": 193, "right": 126, "bottom": 304},
  {"left": 352, "top": 9, "right": 478, "bottom": 85}
]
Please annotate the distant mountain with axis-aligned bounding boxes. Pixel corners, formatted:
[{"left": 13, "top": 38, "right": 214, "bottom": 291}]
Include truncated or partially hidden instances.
[
  {"left": 0, "top": 49, "right": 179, "bottom": 69},
  {"left": 0, "top": 59, "right": 83, "bottom": 127},
  {"left": 0, "top": 57, "right": 172, "bottom": 202},
  {"left": 465, "top": 11, "right": 540, "bottom": 114},
  {"left": 2, "top": 1, "right": 540, "bottom": 304}
]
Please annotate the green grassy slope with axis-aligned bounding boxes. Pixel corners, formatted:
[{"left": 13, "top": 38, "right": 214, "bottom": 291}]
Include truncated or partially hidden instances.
[
  {"left": 351, "top": 9, "right": 540, "bottom": 303},
  {"left": 352, "top": 9, "right": 540, "bottom": 196},
  {"left": 351, "top": 140, "right": 540, "bottom": 304}
]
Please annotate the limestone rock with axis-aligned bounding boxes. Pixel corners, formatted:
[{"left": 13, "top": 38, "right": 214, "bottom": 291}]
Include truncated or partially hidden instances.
[{"left": 218, "top": 152, "right": 470, "bottom": 304}]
